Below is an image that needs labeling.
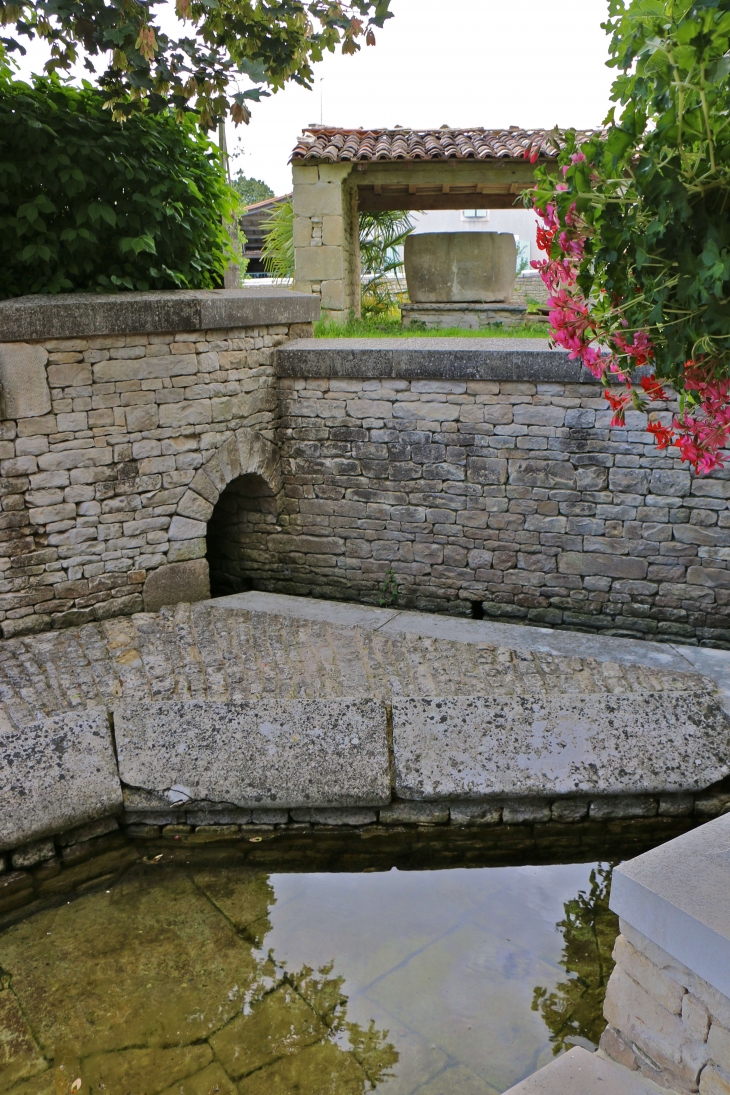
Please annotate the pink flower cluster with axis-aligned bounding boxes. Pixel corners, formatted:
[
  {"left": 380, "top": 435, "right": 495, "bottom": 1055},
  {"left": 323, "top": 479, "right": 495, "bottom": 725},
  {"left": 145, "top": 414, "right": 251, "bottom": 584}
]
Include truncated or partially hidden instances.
[{"left": 532, "top": 202, "right": 730, "bottom": 473}]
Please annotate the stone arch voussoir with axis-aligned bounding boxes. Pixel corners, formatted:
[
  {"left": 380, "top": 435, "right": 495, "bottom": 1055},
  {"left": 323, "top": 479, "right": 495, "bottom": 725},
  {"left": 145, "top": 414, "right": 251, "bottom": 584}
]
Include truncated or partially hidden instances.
[{"left": 142, "top": 428, "right": 281, "bottom": 612}]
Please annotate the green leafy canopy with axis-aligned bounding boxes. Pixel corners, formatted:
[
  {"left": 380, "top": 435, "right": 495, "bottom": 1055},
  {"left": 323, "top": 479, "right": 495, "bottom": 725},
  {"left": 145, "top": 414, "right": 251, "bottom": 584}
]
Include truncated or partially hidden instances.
[
  {"left": 0, "top": 74, "right": 236, "bottom": 296},
  {"left": 0, "top": 0, "right": 394, "bottom": 128},
  {"left": 232, "top": 173, "right": 275, "bottom": 206}
]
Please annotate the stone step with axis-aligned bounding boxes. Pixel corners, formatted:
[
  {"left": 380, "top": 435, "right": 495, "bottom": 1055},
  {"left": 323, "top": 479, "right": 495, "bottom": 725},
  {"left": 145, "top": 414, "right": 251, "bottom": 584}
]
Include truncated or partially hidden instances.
[{"left": 503, "top": 1047, "right": 668, "bottom": 1094}]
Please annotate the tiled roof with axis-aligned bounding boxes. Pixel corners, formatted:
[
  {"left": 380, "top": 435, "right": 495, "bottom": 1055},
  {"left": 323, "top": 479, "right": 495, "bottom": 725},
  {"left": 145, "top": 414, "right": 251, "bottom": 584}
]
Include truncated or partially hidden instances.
[
  {"left": 240, "top": 193, "right": 292, "bottom": 214},
  {"left": 290, "top": 127, "right": 596, "bottom": 163}
]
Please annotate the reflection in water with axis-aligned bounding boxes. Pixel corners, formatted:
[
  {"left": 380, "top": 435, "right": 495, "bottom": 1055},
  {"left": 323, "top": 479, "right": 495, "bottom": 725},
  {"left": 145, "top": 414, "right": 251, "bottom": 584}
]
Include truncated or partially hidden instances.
[
  {"left": 0, "top": 864, "right": 397, "bottom": 1095},
  {"left": 0, "top": 860, "right": 617, "bottom": 1095},
  {"left": 531, "top": 865, "right": 618, "bottom": 1055}
]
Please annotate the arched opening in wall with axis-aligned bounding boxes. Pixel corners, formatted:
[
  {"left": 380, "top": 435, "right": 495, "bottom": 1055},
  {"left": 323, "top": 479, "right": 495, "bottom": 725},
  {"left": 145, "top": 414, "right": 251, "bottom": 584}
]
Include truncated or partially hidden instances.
[{"left": 206, "top": 473, "right": 278, "bottom": 598}]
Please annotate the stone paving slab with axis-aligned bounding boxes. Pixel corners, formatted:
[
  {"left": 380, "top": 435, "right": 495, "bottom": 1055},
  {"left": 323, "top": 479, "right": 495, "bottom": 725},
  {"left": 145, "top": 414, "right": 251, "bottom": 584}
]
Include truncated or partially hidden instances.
[
  {"left": 0, "top": 708, "right": 122, "bottom": 852},
  {"left": 392, "top": 693, "right": 730, "bottom": 800},
  {"left": 218, "top": 592, "right": 708, "bottom": 678},
  {"left": 502, "top": 1047, "right": 661, "bottom": 1095},
  {"left": 0, "top": 600, "right": 704, "bottom": 736},
  {"left": 114, "top": 697, "right": 390, "bottom": 809},
  {"left": 0, "top": 593, "right": 727, "bottom": 853}
]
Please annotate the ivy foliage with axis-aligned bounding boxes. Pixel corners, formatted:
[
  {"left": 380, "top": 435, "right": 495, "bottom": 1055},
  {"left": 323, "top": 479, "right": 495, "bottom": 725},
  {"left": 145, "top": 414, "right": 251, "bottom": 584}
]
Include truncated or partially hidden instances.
[
  {"left": 0, "top": 75, "right": 235, "bottom": 297},
  {"left": 530, "top": 0, "right": 730, "bottom": 386}
]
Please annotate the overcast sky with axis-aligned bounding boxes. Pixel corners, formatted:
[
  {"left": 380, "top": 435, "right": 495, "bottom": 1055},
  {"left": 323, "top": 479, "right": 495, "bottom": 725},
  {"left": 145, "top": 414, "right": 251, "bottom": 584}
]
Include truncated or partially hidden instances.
[
  {"left": 15, "top": 0, "right": 616, "bottom": 195},
  {"left": 230, "top": 0, "right": 616, "bottom": 194}
]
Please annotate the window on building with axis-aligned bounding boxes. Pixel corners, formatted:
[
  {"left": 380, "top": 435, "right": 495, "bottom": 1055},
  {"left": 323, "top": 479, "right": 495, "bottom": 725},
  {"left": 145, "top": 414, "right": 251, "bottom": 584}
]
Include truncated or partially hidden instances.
[
  {"left": 461, "top": 209, "right": 489, "bottom": 221},
  {"left": 515, "top": 237, "right": 531, "bottom": 273}
]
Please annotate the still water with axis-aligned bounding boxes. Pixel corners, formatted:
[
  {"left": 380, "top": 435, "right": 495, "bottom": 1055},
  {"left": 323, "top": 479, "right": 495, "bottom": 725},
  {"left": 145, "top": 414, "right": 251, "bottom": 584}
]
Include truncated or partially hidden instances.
[{"left": 0, "top": 860, "right": 617, "bottom": 1095}]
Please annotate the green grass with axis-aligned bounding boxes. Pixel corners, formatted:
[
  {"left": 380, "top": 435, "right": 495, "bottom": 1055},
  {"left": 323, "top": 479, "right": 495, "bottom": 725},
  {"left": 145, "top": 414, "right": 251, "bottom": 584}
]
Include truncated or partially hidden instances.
[{"left": 313, "top": 313, "right": 550, "bottom": 339}]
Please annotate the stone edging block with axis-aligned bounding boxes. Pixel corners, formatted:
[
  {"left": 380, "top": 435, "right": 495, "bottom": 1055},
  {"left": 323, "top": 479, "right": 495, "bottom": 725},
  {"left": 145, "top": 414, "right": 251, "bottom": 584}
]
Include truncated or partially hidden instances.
[
  {"left": 0, "top": 708, "right": 122, "bottom": 851},
  {"left": 0, "top": 288, "right": 319, "bottom": 341},
  {"left": 391, "top": 693, "right": 730, "bottom": 800},
  {"left": 275, "top": 337, "right": 597, "bottom": 381},
  {"left": 114, "top": 697, "right": 391, "bottom": 809}
]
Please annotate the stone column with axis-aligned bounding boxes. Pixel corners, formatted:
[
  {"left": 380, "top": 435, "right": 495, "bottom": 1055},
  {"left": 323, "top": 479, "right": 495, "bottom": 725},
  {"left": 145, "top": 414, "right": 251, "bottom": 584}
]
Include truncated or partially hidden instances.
[{"left": 292, "top": 162, "right": 358, "bottom": 322}]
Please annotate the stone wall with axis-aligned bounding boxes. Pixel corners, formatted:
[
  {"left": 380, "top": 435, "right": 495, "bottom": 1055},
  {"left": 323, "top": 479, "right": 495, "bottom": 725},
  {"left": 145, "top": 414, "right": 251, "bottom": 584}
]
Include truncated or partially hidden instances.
[
  {"left": 0, "top": 289, "right": 317, "bottom": 637},
  {"left": 602, "top": 924, "right": 730, "bottom": 1094},
  {"left": 209, "top": 342, "right": 730, "bottom": 646},
  {"left": 1, "top": 295, "right": 728, "bottom": 645},
  {"left": 601, "top": 814, "right": 730, "bottom": 1095}
]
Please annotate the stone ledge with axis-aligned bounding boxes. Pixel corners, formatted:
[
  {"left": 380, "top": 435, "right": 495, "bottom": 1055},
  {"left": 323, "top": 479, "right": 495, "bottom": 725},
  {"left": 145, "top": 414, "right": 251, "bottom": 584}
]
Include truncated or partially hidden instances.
[
  {"left": 610, "top": 813, "right": 730, "bottom": 1002},
  {"left": 209, "top": 592, "right": 730, "bottom": 704},
  {"left": 502, "top": 1047, "right": 662, "bottom": 1094},
  {"left": 0, "top": 708, "right": 122, "bottom": 851},
  {"left": 0, "top": 288, "right": 320, "bottom": 341},
  {"left": 114, "top": 697, "right": 391, "bottom": 809},
  {"left": 275, "top": 336, "right": 595, "bottom": 381},
  {"left": 391, "top": 693, "right": 730, "bottom": 800}
]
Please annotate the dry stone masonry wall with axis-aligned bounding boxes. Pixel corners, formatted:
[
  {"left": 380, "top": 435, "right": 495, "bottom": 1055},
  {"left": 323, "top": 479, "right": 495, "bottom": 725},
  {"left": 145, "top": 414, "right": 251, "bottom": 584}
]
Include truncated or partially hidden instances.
[
  {"left": 217, "top": 341, "right": 730, "bottom": 646},
  {"left": 0, "top": 290, "right": 316, "bottom": 637},
  {"left": 1, "top": 295, "right": 729, "bottom": 645},
  {"left": 602, "top": 925, "right": 730, "bottom": 1094},
  {"left": 602, "top": 816, "right": 730, "bottom": 1095}
]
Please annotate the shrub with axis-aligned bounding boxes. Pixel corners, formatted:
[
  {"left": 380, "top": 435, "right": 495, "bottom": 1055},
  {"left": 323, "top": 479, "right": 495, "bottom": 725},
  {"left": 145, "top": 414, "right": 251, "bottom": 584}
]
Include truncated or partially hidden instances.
[
  {"left": 528, "top": 0, "right": 730, "bottom": 472},
  {"left": 0, "top": 75, "right": 236, "bottom": 297}
]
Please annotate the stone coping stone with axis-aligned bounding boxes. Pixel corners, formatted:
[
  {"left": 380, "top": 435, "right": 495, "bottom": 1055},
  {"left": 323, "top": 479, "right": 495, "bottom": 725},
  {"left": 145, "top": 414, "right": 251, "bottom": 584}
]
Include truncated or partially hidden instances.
[
  {"left": 275, "top": 337, "right": 597, "bottom": 381},
  {"left": 610, "top": 812, "right": 730, "bottom": 1001},
  {"left": 208, "top": 592, "right": 725, "bottom": 683},
  {"left": 114, "top": 697, "right": 390, "bottom": 809},
  {"left": 502, "top": 1047, "right": 661, "bottom": 1094},
  {"left": 0, "top": 708, "right": 122, "bottom": 852},
  {"left": 0, "top": 288, "right": 320, "bottom": 342},
  {"left": 391, "top": 693, "right": 730, "bottom": 800}
]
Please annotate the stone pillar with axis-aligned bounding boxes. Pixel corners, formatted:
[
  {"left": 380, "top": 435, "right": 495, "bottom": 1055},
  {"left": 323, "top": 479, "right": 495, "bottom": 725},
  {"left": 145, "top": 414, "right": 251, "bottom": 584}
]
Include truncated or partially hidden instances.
[
  {"left": 292, "top": 162, "right": 358, "bottom": 322},
  {"left": 601, "top": 813, "right": 730, "bottom": 1094}
]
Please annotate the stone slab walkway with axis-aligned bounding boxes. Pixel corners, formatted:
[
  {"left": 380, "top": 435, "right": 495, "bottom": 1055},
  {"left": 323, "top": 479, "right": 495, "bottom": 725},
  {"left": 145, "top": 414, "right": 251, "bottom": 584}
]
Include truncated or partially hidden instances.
[{"left": 1, "top": 592, "right": 729, "bottom": 853}]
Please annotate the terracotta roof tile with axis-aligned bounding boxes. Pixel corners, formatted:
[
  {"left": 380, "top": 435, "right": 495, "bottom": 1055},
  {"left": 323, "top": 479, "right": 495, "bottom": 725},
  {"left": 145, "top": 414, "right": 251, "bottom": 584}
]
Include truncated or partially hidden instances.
[{"left": 290, "top": 126, "right": 597, "bottom": 163}]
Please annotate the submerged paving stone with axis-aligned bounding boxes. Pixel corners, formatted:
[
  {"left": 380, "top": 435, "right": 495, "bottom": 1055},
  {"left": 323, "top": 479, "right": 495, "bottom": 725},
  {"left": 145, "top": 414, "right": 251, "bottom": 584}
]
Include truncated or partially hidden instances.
[
  {"left": 81, "top": 1045, "right": 214, "bottom": 1095},
  {"left": 0, "top": 870, "right": 260, "bottom": 1057},
  {"left": 0, "top": 708, "right": 122, "bottom": 852},
  {"left": 392, "top": 693, "right": 730, "bottom": 801},
  {"left": 115, "top": 697, "right": 390, "bottom": 809},
  {"left": 0, "top": 987, "right": 49, "bottom": 1090},
  {"left": 158, "top": 1062, "right": 238, "bottom": 1095}
]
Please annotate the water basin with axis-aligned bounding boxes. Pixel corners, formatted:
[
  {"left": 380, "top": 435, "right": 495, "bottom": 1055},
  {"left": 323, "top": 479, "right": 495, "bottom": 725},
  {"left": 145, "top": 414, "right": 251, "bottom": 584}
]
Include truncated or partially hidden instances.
[{"left": 0, "top": 855, "right": 618, "bottom": 1095}]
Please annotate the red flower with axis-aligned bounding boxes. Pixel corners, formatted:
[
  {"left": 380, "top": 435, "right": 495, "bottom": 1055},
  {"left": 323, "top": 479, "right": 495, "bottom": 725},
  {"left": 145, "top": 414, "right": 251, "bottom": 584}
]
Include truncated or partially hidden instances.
[
  {"left": 640, "top": 375, "right": 668, "bottom": 401},
  {"left": 604, "top": 388, "right": 631, "bottom": 427},
  {"left": 646, "top": 421, "right": 675, "bottom": 449}
]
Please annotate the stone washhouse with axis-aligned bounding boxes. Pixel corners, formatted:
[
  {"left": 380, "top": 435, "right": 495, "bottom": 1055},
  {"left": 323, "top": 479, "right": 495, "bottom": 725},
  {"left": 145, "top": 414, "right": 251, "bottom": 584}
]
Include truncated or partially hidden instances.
[
  {"left": 0, "top": 285, "right": 729, "bottom": 1095},
  {"left": 289, "top": 126, "right": 584, "bottom": 321}
]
